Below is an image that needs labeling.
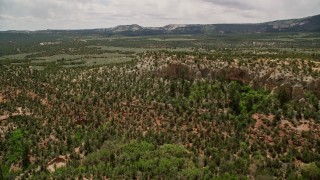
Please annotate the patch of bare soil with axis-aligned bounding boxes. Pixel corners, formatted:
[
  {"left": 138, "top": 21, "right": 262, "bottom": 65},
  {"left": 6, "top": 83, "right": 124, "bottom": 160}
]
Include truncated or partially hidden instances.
[
  {"left": 296, "top": 123, "right": 310, "bottom": 131},
  {"left": 74, "top": 147, "right": 80, "bottom": 154},
  {"left": 252, "top": 114, "right": 264, "bottom": 130},
  {"left": 280, "top": 119, "right": 312, "bottom": 132},
  {"left": 0, "top": 122, "right": 16, "bottom": 138},
  {"left": 0, "top": 107, "right": 32, "bottom": 121},
  {"left": 252, "top": 113, "right": 274, "bottom": 131},
  {"left": 280, "top": 119, "right": 295, "bottom": 130},
  {"left": 250, "top": 114, "right": 281, "bottom": 146},
  {"left": 39, "top": 135, "right": 59, "bottom": 148},
  {"left": 29, "top": 155, "right": 37, "bottom": 164},
  {"left": 27, "top": 91, "right": 51, "bottom": 108},
  {"left": 0, "top": 93, "right": 7, "bottom": 121},
  {"left": 222, "top": 131, "right": 230, "bottom": 139},
  {"left": 82, "top": 176, "right": 94, "bottom": 180},
  {"left": 0, "top": 92, "right": 5, "bottom": 103},
  {"left": 47, "top": 155, "right": 68, "bottom": 173},
  {"left": 0, "top": 115, "right": 9, "bottom": 121},
  {"left": 294, "top": 160, "right": 305, "bottom": 168},
  {"left": 27, "top": 92, "right": 37, "bottom": 100},
  {"left": 10, "top": 161, "right": 22, "bottom": 173},
  {"left": 249, "top": 113, "right": 319, "bottom": 151},
  {"left": 74, "top": 147, "right": 85, "bottom": 159}
]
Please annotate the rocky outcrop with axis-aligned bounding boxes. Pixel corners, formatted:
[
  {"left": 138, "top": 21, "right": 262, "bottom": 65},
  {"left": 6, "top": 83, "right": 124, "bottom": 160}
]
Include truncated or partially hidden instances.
[
  {"left": 158, "top": 64, "right": 319, "bottom": 99},
  {"left": 146, "top": 52, "right": 320, "bottom": 100},
  {"left": 307, "top": 79, "right": 320, "bottom": 97},
  {"left": 292, "top": 84, "right": 305, "bottom": 100},
  {"left": 224, "top": 68, "right": 252, "bottom": 85},
  {"left": 158, "top": 63, "right": 193, "bottom": 80},
  {"left": 279, "top": 82, "right": 293, "bottom": 99}
]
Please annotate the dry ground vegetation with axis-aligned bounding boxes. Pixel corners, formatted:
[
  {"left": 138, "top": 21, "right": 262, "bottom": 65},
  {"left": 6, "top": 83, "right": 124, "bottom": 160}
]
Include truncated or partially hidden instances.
[
  {"left": 0, "top": 32, "right": 320, "bottom": 179},
  {"left": 0, "top": 49, "right": 320, "bottom": 179}
]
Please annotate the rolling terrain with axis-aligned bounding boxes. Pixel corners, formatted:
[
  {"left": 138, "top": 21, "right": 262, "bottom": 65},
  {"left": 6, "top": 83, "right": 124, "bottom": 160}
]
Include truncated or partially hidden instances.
[
  {"left": 0, "top": 14, "right": 320, "bottom": 179},
  {"left": 2, "top": 14, "right": 320, "bottom": 36}
]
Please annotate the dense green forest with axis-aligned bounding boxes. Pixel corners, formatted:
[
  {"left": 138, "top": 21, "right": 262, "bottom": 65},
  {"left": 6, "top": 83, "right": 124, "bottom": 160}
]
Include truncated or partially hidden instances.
[{"left": 0, "top": 32, "right": 320, "bottom": 179}]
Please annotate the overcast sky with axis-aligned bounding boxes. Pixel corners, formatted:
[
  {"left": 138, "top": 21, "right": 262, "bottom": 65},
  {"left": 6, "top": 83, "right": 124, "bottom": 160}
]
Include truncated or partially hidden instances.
[{"left": 0, "top": 0, "right": 319, "bottom": 30}]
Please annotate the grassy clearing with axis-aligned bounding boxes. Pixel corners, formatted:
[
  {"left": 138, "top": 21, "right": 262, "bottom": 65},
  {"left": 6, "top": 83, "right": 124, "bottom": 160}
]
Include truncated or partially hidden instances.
[
  {"left": 89, "top": 46, "right": 152, "bottom": 53},
  {"left": 63, "top": 56, "right": 132, "bottom": 67},
  {"left": 1, "top": 52, "right": 133, "bottom": 67},
  {"left": 0, "top": 53, "right": 34, "bottom": 60},
  {"left": 29, "top": 66, "right": 46, "bottom": 71},
  {"left": 148, "top": 38, "right": 196, "bottom": 41},
  {"left": 84, "top": 36, "right": 143, "bottom": 41},
  {"left": 31, "top": 54, "right": 85, "bottom": 63},
  {"left": 89, "top": 46, "right": 192, "bottom": 53},
  {"left": 31, "top": 53, "right": 128, "bottom": 63}
]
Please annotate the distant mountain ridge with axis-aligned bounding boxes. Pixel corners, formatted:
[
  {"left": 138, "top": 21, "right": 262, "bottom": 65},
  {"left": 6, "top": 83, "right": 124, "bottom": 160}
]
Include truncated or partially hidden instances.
[{"left": 3, "top": 14, "right": 320, "bottom": 35}]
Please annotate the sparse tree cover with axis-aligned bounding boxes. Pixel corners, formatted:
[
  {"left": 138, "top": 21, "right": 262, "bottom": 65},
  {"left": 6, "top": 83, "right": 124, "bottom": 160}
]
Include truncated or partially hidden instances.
[{"left": 0, "top": 32, "right": 320, "bottom": 179}]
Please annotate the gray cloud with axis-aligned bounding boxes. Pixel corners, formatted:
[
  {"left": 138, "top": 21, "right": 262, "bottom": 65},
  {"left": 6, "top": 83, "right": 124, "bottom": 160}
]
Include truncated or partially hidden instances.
[
  {"left": 201, "top": 0, "right": 254, "bottom": 10},
  {"left": 0, "top": 0, "right": 319, "bottom": 30}
]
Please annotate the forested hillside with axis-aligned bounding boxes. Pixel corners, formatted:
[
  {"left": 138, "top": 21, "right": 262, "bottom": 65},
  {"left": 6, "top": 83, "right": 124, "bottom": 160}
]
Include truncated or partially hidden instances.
[{"left": 0, "top": 32, "right": 320, "bottom": 179}]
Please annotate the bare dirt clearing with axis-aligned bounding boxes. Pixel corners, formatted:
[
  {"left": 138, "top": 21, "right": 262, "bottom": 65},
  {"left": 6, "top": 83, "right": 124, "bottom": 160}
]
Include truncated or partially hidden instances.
[
  {"left": 47, "top": 155, "right": 68, "bottom": 173},
  {"left": 0, "top": 92, "right": 5, "bottom": 103},
  {"left": 0, "top": 107, "right": 32, "bottom": 121}
]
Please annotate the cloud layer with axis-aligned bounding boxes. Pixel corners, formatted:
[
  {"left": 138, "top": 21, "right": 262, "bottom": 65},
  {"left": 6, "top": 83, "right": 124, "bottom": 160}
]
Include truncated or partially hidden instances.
[{"left": 0, "top": 0, "right": 319, "bottom": 30}]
